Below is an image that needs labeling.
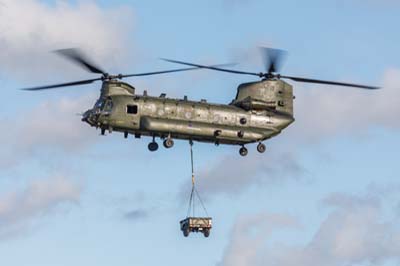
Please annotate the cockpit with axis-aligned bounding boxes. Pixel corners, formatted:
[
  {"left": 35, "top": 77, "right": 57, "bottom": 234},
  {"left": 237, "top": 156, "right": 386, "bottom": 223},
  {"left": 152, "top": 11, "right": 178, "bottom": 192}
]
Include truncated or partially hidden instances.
[
  {"left": 94, "top": 97, "right": 113, "bottom": 115},
  {"left": 82, "top": 97, "right": 114, "bottom": 127}
]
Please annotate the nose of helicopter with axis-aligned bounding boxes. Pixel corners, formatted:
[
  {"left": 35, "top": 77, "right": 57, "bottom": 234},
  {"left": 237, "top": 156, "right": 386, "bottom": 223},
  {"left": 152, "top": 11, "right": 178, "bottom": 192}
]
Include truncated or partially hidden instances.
[{"left": 81, "top": 109, "right": 96, "bottom": 126}]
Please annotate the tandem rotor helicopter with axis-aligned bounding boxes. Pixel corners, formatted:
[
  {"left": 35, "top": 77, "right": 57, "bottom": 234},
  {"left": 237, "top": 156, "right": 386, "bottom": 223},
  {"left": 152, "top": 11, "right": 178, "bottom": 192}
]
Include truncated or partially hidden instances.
[{"left": 22, "top": 48, "right": 380, "bottom": 156}]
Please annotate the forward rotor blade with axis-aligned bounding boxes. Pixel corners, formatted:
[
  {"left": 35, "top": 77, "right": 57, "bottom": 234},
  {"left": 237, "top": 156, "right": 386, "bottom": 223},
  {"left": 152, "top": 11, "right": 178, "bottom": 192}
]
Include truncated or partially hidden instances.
[
  {"left": 55, "top": 48, "right": 106, "bottom": 75},
  {"left": 161, "top": 58, "right": 259, "bottom": 77},
  {"left": 121, "top": 63, "right": 237, "bottom": 78},
  {"left": 260, "top": 47, "right": 287, "bottom": 74},
  {"left": 21, "top": 78, "right": 101, "bottom": 91},
  {"left": 281, "top": 75, "right": 380, "bottom": 90}
]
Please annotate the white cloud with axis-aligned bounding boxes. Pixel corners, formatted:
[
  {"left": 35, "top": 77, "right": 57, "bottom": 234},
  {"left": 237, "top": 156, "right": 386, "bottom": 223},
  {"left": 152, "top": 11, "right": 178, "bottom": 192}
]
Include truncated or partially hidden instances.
[
  {"left": 219, "top": 213, "right": 300, "bottom": 266},
  {"left": 219, "top": 188, "right": 400, "bottom": 266},
  {"left": 0, "top": 0, "right": 134, "bottom": 80},
  {"left": 16, "top": 95, "right": 96, "bottom": 150},
  {"left": 180, "top": 151, "right": 305, "bottom": 199},
  {"left": 0, "top": 175, "right": 81, "bottom": 240},
  {"left": 0, "top": 94, "right": 98, "bottom": 167},
  {"left": 290, "top": 68, "right": 400, "bottom": 140}
]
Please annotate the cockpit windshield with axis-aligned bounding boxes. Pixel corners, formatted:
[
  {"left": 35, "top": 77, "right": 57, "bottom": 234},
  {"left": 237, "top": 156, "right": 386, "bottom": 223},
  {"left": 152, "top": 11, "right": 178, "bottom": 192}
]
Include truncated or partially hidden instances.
[
  {"left": 94, "top": 98, "right": 113, "bottom": 112},
  {"left": 94, "top": 99, "right": 104, "bottom": 109}
]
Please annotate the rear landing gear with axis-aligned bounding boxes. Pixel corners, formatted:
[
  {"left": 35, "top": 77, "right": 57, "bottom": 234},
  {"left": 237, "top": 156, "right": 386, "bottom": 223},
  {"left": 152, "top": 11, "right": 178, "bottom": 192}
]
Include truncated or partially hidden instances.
[
  {"left": 148, "top": 136, "right": 159, "bottom": 152},
  {"left": 257, "top": 143, "right": 266, "bottom": 153},
  {"left": 239, "top": 146, "right": 248, "bottom": 157}
]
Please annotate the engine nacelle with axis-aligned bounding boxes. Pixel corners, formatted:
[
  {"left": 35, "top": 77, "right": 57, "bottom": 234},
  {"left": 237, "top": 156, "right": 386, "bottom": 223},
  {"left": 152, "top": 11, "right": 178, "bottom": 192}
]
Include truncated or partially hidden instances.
[
  {"left": 232, "top": 79, "right": 293, "bottom": 116},
  {"left": 101, "top": 81, "right": 136, "bottom": 97}
]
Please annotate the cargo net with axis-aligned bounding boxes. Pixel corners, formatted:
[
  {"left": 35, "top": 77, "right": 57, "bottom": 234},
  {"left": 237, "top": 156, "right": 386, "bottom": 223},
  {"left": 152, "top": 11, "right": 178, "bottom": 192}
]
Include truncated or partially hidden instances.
[{"left": 186, "top": 141, "right": 208, "bottom": 218}]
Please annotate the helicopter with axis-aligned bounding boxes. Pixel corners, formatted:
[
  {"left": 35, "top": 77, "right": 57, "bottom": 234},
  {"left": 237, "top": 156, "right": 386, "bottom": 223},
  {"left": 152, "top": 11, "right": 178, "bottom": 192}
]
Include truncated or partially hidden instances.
[{"left": 22, "top": 48, "right": 380, "bottom": 156}]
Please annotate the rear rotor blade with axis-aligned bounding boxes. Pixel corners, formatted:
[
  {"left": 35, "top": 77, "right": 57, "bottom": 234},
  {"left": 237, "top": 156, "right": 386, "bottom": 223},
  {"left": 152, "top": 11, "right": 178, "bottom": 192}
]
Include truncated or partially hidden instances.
[
  {"left": 55, "top": 48, "right": 106, "bottom": 75},
  {"left": 280, "top": 75, "right": 380, "bottom": 90},
  {"left": 161, "top": 58, "right": 260, "bottom": 77},
  {"left": 260, "top": 47, "right": 287, "bottom": 74},
  {"left": 21, "top": 78, "right": 102, "bottom": 91},
  {"left": 121, "top": 63, "right": 238, "bottom": 78}
]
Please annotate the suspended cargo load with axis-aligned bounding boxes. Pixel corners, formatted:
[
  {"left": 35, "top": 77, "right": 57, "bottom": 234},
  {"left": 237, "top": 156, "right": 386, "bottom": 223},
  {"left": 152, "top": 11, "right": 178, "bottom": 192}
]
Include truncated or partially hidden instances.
[
  {"left": 180, "top": 217, "right": 212, "bottom": 237},
  {"left": 180, "top": 140, "right": 212, "bottom": 238}
]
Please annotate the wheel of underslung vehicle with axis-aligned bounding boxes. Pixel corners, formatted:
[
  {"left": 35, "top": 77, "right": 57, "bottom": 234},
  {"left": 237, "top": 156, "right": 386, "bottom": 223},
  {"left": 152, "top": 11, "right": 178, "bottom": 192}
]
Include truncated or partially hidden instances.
[
  {"left": 257, "top": 143, "right": 266, "bottom": 153},
  {"left": 163, "top": 138, "right": 174, "bottom": 148},
  {"left": 148, "top": 142, "right": 159, "bottom": 152},
  {"left": 203, "top": 229, "right": 210, "bottom": 238},
  {"left": 239, "top": 147, "right": 248, "bottom": 157},
  {"left": 183, "top": 228, "right": 190, "bottom": 237}
]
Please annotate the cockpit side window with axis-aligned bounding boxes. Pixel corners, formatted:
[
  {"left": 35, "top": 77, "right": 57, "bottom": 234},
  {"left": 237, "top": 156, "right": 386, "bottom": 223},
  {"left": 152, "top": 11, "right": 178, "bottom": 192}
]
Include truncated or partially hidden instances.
[
  {"left": 95, "top": 99, "right": 104, "bottom": 109},
  {"left": 127, "top": 105, "right": 138, "bottom": 114},
  {"left": 103, "top": 100, "right": 113, "bottom": 112}
]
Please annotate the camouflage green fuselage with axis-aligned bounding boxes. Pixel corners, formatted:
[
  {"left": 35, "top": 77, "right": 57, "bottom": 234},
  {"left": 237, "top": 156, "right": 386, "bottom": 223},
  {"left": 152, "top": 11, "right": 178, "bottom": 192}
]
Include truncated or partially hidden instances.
[{"left": 83, "top": 80, "right": 295, "bottom": 145}]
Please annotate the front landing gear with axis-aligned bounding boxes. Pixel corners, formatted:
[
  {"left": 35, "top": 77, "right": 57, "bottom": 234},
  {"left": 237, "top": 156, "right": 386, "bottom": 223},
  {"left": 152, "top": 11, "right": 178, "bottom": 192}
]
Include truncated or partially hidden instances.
[
  {"left": 148, "top": 136, "right": 159, "bottom": 152},
  {"left": 163, "top": 138, "right": 174, "bottom": 149},
  {"left": 239, "top": 146, "right": 248, "bottom": 157},
  {"left": 148, "top": 142, "right": 158, "bottom": 151},
  {"left": 257, "top": 143, "right": 266, "bottom": 153}
]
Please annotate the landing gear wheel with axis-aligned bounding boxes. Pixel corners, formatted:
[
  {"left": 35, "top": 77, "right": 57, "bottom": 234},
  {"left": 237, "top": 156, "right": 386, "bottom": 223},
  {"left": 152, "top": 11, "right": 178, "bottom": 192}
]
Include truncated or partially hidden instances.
[
  {"left": 203, "top": 229, "right": 210, "bottom": 238},
  {"left": 183, "top": 227, "right": 190, "bottom": 237},
  {"left": 148, "top": 142, "right": 159, "bottom": 152},
  {"left": 239, "top": 146, "right": 248, "bottom": 157},
  {"left": 163, "top": 138, "right": 174, "bottom": 148},
  {"left": 257, "top": 143, "right": 266, "bottom": 153}
]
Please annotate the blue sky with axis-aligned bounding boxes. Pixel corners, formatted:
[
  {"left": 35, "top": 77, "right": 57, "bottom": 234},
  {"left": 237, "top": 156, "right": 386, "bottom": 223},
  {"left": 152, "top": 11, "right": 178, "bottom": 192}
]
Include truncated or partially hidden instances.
[{"left": 0, "top": 1, "right": 399, "bottom": 266}]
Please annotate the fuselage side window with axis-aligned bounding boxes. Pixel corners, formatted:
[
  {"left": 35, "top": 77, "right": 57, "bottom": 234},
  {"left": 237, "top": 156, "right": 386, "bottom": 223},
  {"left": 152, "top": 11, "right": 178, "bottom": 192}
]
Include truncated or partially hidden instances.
[{"left": 127, "top": 105, "right": 138, "bottom": 114}]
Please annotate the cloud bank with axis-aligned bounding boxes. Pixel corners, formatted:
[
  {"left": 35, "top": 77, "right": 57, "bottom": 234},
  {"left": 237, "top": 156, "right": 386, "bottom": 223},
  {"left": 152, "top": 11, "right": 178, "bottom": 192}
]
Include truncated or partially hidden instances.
[
  {"left": 183, "top": 151, "right": 304, "bottom": 199},
  {"left": 0, "top": 94, "right": 98, "bottom": 168},
  {"left": 219, "top": 187, "right": 400, "bottom": 266},
  {"left": 0, "top": 175, "right": 81, "bottom": 240},
  {"left": 290, "top": 68, "right": 400, "bottom": 140},
  {"left": 0, "top": 0, "right": 134, "bottom": 80}
]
